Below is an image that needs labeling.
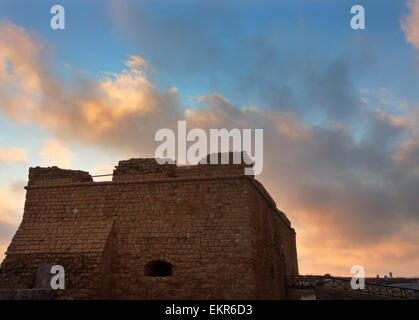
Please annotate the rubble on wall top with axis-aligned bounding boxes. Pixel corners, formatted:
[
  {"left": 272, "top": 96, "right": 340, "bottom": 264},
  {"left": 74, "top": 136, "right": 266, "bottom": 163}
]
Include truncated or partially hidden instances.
[
  {"left": 26, "top": 152, "right": 254, "bottom": 186},
  {"left": 28, "top": 166, "right": 93, "bottom": 186}
]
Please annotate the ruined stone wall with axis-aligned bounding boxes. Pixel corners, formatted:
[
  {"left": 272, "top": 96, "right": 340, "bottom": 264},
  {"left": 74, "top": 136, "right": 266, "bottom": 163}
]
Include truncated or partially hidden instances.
[
  {"left": 1, "top": 167, "right": 114, "bottom": 299},
  {"left": 0, "top": 158, "right": 299, "bottom": 299},
  {"left": 0, "top": 253, "right": 106, "bottom": 299},
  {"left": 108, "top": 177, "right": 254, "bottom": 299},
  {"left": 246, "top": 180, "right": 299, "bottom": 299}
]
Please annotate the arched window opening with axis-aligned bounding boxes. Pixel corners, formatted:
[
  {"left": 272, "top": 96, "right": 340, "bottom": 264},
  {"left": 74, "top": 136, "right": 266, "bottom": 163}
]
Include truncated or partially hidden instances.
[{"left": 144, "top": 260, "right": 173, "bottom": 277}]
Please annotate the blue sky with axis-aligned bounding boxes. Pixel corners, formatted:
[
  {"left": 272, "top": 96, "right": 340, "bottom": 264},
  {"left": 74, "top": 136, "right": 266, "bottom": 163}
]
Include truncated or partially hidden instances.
[
  {"left": 0, "top": 0, "right": 419, "bottom": 276},
  {"left": 1, "top": 0, "right": 415, "bottom": 98}
]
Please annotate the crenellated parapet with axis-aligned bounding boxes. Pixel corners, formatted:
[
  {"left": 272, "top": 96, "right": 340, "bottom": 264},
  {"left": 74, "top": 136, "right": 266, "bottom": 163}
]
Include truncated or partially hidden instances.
[
  {"left": 112, "top": 158, "right": 177, "bottom": 182},
  {"left": 112, "top": 152, "right": 254, "bottom": 182},
  {"left": 28, "top": 166, "right": 93, "bottom": 187}
]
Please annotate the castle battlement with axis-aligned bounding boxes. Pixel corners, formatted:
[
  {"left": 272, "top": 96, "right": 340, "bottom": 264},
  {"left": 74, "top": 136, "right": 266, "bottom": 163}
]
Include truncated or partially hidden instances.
[
  {"left": 28, "top": 167, "right": 93, "bottom": 187},
  {"left": 27, "top": 152, "right": 255, "bottom": 187}
]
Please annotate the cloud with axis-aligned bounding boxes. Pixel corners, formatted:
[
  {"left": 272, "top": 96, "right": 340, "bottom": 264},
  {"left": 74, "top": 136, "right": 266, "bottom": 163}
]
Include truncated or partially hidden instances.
[
  {"left": 0, "top": 21, "right": 45, "bottom": 120},
  {"left": 402, "top": 0, "right": 419, "bottom": 48},
  {"left": 0, "top": 181, "right": 25, "bottom": 262},
  {"left": 108, "top": 1, "right": 368, "bottom": 126},
  {"left": 394, "top": 137, "right": 419, "bottom": 171},
  {"left": 0, "top": 144, "right": 28, "bottom": 163},
  {"left": 0, "top": 221, "right": 17, "bottom": 242},
  {"left": 40, "top": 139, "right": 74, "bottom": 169},
  {"left": 0, "top": 21, "right": 183, "bottom": 154},
  {"left": 0, "top": 180, "right": 25, "bottom": 225},
  {"left": 0, "top": 221, "right": 17, "bottom": 262},
  {"left": 0, "top": 21, "right": 419, "bottom": 276}
]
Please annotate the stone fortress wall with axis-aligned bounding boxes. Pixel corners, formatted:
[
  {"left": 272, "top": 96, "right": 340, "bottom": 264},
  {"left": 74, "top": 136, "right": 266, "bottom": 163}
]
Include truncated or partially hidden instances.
[{"left": 0, "top": 155, "right": 299, "bottom": 299}]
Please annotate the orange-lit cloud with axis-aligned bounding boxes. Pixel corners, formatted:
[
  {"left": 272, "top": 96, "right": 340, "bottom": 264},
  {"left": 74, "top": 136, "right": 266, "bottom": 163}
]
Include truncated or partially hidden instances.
[
  {"left": 0, "top": 181, "right": 25, "bottom": 261},
  {"left": 0, "top": 21, "right": 44, "bottom": 119},
  {"left": 0, "top": 181, "right": 24, "bottom": 225},
  {"left": 40, "top": 139, "right": 74, "bottom": 169},
  {"left": 0, "top": 144, "right": 28, "bottom": 163},
  {"left": 402, "top": 0, "right": 419, "bottom": 48},
  {"left": 0, "top": 21, "right": 182, "bottom": 153}
]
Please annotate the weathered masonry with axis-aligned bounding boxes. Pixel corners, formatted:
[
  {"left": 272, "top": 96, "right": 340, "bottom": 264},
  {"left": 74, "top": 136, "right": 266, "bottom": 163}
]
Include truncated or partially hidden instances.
[{"left": 0, "top": 156, "right": 299, "bottom": 299}]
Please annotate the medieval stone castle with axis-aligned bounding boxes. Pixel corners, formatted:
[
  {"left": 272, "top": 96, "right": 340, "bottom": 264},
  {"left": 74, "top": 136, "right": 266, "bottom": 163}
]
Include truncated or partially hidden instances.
[{"left": 0, "top": 155, "right": 299, "bottom": 299}]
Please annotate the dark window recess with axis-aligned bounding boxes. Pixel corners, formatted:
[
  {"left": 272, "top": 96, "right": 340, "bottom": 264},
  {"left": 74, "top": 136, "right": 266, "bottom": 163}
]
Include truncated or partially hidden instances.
[{"left": 144, "top": 260, "right": 173, "bottom": 277}]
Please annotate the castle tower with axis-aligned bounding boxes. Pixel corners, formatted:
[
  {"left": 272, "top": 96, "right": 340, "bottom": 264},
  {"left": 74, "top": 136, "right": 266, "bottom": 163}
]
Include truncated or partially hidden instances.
[{"left": 0, "top": 156, "right": 299, "bottom": 299}]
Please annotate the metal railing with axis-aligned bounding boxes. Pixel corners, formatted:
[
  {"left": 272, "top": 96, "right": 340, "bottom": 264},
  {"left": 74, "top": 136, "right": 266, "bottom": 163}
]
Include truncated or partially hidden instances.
[
  {"left": 286, "top": 275, "right": 419, "bottom": 300},
  {"left": 91, "top": 174, "right": 113, "bottom": 178}
]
